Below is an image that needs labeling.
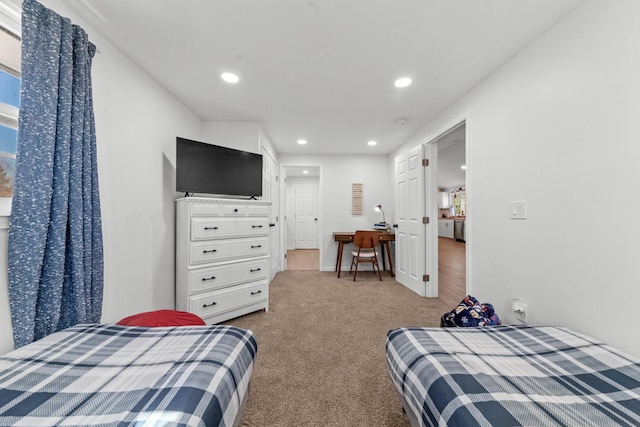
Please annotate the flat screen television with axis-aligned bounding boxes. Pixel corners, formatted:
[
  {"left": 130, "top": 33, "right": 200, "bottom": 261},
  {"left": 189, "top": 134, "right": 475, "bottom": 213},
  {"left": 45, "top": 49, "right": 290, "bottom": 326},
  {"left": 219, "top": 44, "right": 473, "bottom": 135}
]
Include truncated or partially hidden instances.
[{"left": 176, "top": 137, "right": 263, "bottom": 198}]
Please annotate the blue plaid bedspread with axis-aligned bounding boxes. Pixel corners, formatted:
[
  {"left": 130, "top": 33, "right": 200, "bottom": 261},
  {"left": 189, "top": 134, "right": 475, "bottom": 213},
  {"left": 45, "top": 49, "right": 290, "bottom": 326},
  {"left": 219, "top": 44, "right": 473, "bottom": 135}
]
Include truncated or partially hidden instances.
[
  {"left": 0, "top": 323, "right": 257, "bottom": 426},
  {"left": 386, "top": 325, "right": 640, "bottom": 427}
]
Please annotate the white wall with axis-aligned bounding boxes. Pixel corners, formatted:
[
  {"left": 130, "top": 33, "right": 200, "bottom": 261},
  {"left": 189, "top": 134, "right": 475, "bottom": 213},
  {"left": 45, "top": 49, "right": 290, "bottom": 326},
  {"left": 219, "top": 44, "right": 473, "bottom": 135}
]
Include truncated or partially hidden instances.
[
  {"left": 78, "top": 20, "right": 202, "bottom": 325},
  {"left": 0, "top": 1, "right": 204, "bottom": 353},
  {"left": 202, "top": 121, "right": 262, "bottom": 154},
  {"left": 90, "top": 43, "right": 202, "bottom": 325},
  {"left": 394, "top": 0, "right": 640, "bottom": 357},
  {"left": 279, "top": 154, "right": 392, "bottom": 272},
  {"left": 260, "top": 128, "right": 278, "bottom": 164}
]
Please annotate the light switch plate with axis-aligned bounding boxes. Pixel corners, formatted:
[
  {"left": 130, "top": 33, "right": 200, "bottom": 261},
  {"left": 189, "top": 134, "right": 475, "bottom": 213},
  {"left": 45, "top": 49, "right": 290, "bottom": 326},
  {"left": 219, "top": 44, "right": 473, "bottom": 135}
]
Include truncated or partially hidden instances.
[{"left": 510, "top": 201, "right": 527, "bottom": 219}]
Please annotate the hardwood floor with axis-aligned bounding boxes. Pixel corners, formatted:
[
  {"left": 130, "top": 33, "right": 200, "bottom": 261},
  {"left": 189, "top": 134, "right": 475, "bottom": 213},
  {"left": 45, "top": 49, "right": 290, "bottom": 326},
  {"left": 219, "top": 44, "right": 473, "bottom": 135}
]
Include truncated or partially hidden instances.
[
  {"left": 438, "top": 237, "right": 466, "bottom": 310},
  {"left": 286, "top": 249, "right": 319, "bottom": 270}
]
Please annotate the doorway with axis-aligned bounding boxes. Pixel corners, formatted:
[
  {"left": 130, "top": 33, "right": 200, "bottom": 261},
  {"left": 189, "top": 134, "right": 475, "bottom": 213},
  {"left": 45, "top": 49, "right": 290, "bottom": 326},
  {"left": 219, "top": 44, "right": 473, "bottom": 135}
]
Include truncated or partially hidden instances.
[
  {"left": 294, "top": 181, "right": 318, "bottom": 249},
  {"left": 282, "top": 165, "right": 321, "bottom": 271},
  {"left": 431, "top": 121, "right": 467, "bottom": 309}
]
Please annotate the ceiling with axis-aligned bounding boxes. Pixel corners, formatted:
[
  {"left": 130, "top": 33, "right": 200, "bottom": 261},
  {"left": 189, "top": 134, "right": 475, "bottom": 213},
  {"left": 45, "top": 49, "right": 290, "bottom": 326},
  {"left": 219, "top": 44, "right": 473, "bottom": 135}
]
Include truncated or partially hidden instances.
[
  {"left": 435, "top": 123, "right": 466, "bottom": 189},
  {"left": 285, "top": 125, "right": 465, "bottom": 184},
  {"left": 58, "top": 0, "right": 583, "bottom": 155}
]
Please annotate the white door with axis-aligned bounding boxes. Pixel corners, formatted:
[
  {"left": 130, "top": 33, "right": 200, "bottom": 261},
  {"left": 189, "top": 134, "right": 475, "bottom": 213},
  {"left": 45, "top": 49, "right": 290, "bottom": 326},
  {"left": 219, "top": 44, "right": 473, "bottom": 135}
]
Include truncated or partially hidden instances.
[
  {"left": 395, "top": 145, "right": 427, "bottom": 296},
  {"left": 294, "top": 182, "right": 318, "bottom": 249}
]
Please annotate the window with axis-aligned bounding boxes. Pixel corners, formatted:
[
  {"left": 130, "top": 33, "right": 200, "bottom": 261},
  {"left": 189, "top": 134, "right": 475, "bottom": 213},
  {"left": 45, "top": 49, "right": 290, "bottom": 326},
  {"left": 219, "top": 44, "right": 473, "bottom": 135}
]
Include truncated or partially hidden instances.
[
  {"left": 0, "top": 0, "right": 21, "bottom": 215},
  {"left": 0, "top": 68, "right": 18, "bottom": 198}
]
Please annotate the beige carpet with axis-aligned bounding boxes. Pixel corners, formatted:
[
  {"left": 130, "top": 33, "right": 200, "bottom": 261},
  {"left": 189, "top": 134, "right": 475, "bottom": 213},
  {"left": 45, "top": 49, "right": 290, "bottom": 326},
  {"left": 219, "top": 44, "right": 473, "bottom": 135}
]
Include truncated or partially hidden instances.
[{"left": 226, "top": 270, "right": 451, "bottom": 426}]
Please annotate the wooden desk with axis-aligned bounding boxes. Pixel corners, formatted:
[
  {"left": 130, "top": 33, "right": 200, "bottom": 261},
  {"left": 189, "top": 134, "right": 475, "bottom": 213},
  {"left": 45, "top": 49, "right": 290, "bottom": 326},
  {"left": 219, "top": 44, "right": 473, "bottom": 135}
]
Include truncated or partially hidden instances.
[{"left": 333, "top": 232, "right": 395, "bottom": 278}]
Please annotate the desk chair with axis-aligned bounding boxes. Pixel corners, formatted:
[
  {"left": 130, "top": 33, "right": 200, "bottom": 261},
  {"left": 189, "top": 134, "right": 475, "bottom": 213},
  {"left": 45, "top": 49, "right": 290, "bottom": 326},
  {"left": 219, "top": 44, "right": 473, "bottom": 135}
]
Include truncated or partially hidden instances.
[{"left": 349, "top": 230, "right": 383, "bottom": 281}]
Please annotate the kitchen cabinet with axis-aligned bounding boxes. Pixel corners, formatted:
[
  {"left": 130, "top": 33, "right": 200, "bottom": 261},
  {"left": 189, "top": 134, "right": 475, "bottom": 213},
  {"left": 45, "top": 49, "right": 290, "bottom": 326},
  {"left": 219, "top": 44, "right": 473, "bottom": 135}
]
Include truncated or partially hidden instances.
[
  {"left": 438, "top": 220, "right": 454, "bottom": 239},
  {"left": 438, "top": 192, "right": 450, "bottom": 209}
]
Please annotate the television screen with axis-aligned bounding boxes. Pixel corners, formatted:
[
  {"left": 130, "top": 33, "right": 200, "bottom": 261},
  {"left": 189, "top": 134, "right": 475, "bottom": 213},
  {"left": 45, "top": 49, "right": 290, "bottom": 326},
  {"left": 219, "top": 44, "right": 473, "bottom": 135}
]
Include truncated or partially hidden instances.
[{"left": 176, "top": 137, "right": 263, "bottom": 198}]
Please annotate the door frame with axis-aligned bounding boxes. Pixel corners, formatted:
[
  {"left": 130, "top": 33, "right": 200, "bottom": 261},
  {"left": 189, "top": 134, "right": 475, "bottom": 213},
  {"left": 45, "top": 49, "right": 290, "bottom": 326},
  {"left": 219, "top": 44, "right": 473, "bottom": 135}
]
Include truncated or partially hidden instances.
[
  {"left": 279, "top": 163, "right": 324, "bottom": 271},
  {"left": 424, "top": 116, "right": 470, "bottom": 298},
  {"left": 262, "top": 148, "right": 280, "bottom": 281}
]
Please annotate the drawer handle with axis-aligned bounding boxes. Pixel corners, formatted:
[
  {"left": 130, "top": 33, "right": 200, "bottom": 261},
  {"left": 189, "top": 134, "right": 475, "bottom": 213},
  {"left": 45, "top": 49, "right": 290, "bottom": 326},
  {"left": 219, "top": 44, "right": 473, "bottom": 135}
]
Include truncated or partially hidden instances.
[
  {"left": 250, "top": 268, "right": 262, "bottom": 272},
  {"left": 269, "top": 223, "right": 276, "bottom": 227},
  {"left": 201, "top": 276, "right": 216, "bottom": 281},
  {"left": 204, "top": 226, "right": 219, "bottom": 230},
  {"left": 251, "top": 245, "right": 262, "bottom": 249},
  {"left": 251, "top": 290, "right": 262, "bottom": 295},
  {"left": 203, "top": 301, "right": 217, "bottom": 308},
  {"left": 252, "top": 225, "right": 263, "bottom": 228},
  {"left": 234, "top": 208, "right": 238, "bottom": 212},
  {"left": 203, "top": 249, "right": 217, "bottom": 254}
]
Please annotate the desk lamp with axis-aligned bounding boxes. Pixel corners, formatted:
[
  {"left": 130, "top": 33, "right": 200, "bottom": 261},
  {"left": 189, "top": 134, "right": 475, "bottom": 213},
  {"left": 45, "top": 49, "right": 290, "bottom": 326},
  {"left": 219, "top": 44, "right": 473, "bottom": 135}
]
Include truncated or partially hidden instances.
[{"left": 374, "top": 204, "right": 390, "bottom": 231}]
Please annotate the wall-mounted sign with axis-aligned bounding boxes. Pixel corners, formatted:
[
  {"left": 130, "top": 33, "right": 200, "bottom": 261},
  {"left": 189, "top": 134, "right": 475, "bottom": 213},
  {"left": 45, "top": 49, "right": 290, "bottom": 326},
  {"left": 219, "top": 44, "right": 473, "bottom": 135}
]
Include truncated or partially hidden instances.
[{"left": 352, "top": 183, "right": 363, "bottom": 215}]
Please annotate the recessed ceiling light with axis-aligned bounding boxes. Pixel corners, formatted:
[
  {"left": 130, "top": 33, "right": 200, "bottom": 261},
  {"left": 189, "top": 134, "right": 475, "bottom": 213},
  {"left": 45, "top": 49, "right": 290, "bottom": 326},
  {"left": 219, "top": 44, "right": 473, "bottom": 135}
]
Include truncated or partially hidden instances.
[
  {"left": 368, "top": 141, "right": 377, "bottom": 146},
  {"left": 221, "top": 72, "right": 239, "bottom": 83},
  {"left": 303, "top": 170, "right": 309, "bottom": 174},
  {"left": 394, "top": 77, "right": 412, "bottom": 88},
  {"left": 461, "top": 165, "right": 467, "bottom": 170},
  {"left": 297, "top": 139, "right": 307, "bottom": 145}
]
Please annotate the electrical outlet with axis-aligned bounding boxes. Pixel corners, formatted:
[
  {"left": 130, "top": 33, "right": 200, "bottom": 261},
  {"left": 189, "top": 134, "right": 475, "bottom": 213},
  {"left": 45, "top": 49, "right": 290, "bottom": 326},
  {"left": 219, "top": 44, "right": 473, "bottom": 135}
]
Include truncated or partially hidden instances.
[
  {"left": 510, "top": 201, "right": 527, "bottom": 219},
  {"left": 512, "top": 299, "right": 528, "bottom": 323}
]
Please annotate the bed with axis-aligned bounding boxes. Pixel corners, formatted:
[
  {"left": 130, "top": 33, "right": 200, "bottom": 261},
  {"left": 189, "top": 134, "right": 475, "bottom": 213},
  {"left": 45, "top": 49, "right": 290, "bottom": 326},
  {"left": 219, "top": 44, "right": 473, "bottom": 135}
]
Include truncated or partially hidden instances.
[
  {"left": 0, "top": 323, "right": 257, "bottom": 426},
  {"left": 386, "top": 325, "right": 640, "bottom": 427}
]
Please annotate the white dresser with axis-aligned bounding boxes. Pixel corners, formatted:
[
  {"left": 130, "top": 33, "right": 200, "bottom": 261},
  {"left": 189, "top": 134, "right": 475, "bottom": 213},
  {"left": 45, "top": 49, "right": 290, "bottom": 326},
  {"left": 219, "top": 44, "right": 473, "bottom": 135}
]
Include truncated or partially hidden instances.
[{"left": 176, "top": 197, "right": 271, "bottom": 324}]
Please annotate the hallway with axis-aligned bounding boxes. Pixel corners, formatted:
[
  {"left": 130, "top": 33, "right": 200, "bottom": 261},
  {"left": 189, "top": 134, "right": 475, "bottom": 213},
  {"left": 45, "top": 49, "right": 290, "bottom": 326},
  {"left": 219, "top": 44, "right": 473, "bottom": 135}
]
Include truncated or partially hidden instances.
[
  {"left": 286, "top": 249, "right": 319, "bottom": 271},
  {"left": 438, "top": 237, "right": 466, "bottom": 309}
]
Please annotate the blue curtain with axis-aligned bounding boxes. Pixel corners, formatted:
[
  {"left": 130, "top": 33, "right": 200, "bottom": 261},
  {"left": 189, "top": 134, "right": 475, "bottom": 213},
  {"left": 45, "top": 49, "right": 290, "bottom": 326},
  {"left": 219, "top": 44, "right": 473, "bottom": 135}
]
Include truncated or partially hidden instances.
[{"left": 7, "top": 0, "right": 103, "bottom": 348}]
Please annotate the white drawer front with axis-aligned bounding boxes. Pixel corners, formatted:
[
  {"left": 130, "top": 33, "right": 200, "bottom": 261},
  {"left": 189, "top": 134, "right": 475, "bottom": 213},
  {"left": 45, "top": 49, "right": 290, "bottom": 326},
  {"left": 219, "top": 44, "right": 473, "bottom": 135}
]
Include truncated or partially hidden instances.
[
  {"left": 219, "top": 204, "right": 269, "bottom": 216},
  {"left": 191, "top": 217, "right": 268, "bottom": 240},
  {"left": 189, "top": 259, "right": 269, "bottom": 293},
  {"left": 189, "top": 237, "right": 269, "bottom": 265},
  {"left": 245, "top": 204, "right": 270, "bottom": 216},
  {"left": 190, "top": 281, "right": 267, "bottom": 319},
  {"left": 221, "top": 205, "right": 247, "bottom": 216},
  {"left": 190, "top": 203, "right": 223, "bottom": 217}
]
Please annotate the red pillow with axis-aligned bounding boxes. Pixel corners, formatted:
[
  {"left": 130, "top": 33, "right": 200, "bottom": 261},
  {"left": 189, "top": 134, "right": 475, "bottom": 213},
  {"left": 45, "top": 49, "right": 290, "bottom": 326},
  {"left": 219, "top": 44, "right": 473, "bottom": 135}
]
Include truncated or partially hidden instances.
[{"left": 117, "top": 309, "right": 206, "bottom": 327}]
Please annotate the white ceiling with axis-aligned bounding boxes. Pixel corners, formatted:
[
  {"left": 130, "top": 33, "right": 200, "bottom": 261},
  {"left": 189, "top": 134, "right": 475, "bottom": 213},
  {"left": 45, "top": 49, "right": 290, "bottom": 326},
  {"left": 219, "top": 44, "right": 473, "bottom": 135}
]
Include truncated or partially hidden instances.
[
  {"left": 435, "top": 123, "right": 466, "bottom": 189},
  {"left": 59, "top": 0, "right": 583, "bottom": 156}
]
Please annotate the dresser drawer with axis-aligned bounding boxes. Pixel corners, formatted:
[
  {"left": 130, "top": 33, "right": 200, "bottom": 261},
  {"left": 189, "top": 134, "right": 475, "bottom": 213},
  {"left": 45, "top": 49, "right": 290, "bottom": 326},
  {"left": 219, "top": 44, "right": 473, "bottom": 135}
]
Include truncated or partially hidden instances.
[
  {"left": 220, "top": 204, "right": 270, "bottom": 217},
  {"left": 189, "top": 237, "right": 269, "bottom": 265},
  {"left": 221, "top": 204, "right": 247, "bottom": 216},
  {"left": 188, "top": 202, "right": 269, "bottom": 217},
  {"left": 190, "top": 203, "right": 223, "bottom": 217},
  {"left": 245, "top": 204, "right": 270, "bottom": 217},
  {"left": 189, "top": 281, "right": 267, "bottom": 319},
  {"left": 191, "top": 217, "right": 269, "bottom": 240},
  {"left": 188, "top": 258, "right": 269, "bottom": 294}
]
